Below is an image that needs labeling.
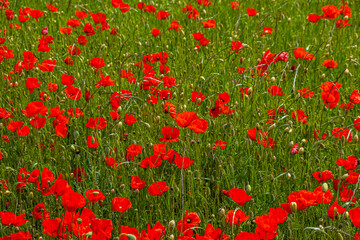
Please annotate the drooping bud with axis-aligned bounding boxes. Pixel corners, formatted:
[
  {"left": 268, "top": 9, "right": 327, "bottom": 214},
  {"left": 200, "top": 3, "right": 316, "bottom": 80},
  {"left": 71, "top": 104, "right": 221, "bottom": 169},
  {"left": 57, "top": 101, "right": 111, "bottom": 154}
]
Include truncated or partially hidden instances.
[
  {"left": 219, "top": 208, "right": 225, "bottom": 218},
  {"left": 290, "top": 202, "right": 297, "bottom": 212}
]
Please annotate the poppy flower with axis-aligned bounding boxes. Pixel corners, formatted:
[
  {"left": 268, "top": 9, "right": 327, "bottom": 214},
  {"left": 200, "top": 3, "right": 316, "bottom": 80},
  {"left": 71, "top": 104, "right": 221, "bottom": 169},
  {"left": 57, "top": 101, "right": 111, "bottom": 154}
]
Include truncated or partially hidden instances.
[
  {"left": 308, "top": 14, "right": 321, "bottom": 24},
  {"left": 90, "top": 57, "right": 105, "bottom": 69},
  {"left": 148, "top": 181, "right": 169, "bottom": 196},
  {"left": 336, "top": 155, "right": 358, "bottom": 170},
  {"left": 7, "top": 121, "right": 30, "bottom": 137},
  {"left": 124, "top": 113, "right": 137, "bottom": 125},
  {"left": 213, "top": 140, "right": 227, "bottom": 150},
  {"left": 298, "top": 88, "right": 314, "bottom": 98},
  {"left": 201, "top": 19, "right": 216, "bottom": 28},
  {"left": 312, "top": 170, "right": 333, "bottom": 183},
  {"left": 87, "top": 135, "right": 100, "bottom": 148},
  {"left": 294, "top": 47, "right": 315, "bottom": 60},
  {"left": 354, "top": 117, "right": 360, "bottom": 131},
  {"left": 0, "top": 212, "right": 28, "bottom": 226},
  {"left": 62, "top": 191, "right": 86, "bottom": 212},
  {"left": 231, "top": 2, "right": 241, "bottom": 10},
  {"left": 86, "top": 189, "right": 105, "bottom": 203},
  {"left": 321, "top": 5, "right": 341, "bottom": 19},
  {"left": 152, "top": 28, "right": 162, "bottom": 37},
  {"left": 168, "top": 20, "right": 182, "bottom": 31},
  {"left": 188, "top": 119, "right": 208, "bottom": 133},
  {"left": 247, "top": 8, "right": 258, "bottom": 16},
  {"left": 350, "top": 90, "right": 360, "bottom": 104},
  {"left": 322, "top": 59, "right": 338, "bottom": 68},
  {"left": 26, "top": 77, "right": 41, "bottom": 93},
  {"left": 349, "top": 208, "right": 360, "bottom": 227},
  {"left": 291, "top": 110, "right": 308, "bottom": 124},
  {"left": 60, "top": 27, "right": 72, "bottom": 35},
  {"left": 261, "top": 27, "right": 273, "bottom": 36},
  {"left": 226, "top": 210, "right": 249, "bottom": 225},
  {"left": 268, "top": 85, "right": 284, "bottom": 96},
  {"left": 229, "top": 188, "right": 252, "bottom": 206},
  {"left": 29, "top": 116, "right": 46, "bottom": 129},
  {"left": 335, "top": 19, "right": 350, "bottom": 28},
  {"left": 38, "top": 59, "right": 56, "bottom": 72},
  {"left": 86, "top": 117, "right": 107, "bottom": 129},
  {"left": 112, "top": 197, "right": 132, "bottom": 213},
  {"left": 140, "top": 155, "right": 163, "bottom": 168},
  {"left": 32, "top": 203, "right": 50, "bottom": 220},
  {"left": 126, "top": 144, "right": 143, "bottom": 160},
  {"left": 340, "top": 102, "right": 353, "bottom": 110},
  {"left": 30, "top": 9, "right": 43, "bottom": 22},
  {"left": 156, "top": 10, "right": 170, "bottom": 19},
  {"left": 332, "top": 127, "right": 352, "bottom": 142},
  {"left": 83, "top": 23, "right": 96, "bottom": 36},
  {"left": 191, "top": 91, "right": 205, "bottom": 105},
  {"left": 176, "top": 112, "right": 198, "bottom": 127},
  {"left": 174, "top": 155, "right": 194, "bottom": 169},
  {"left": 131, "top": 176, "right": 145, "bottom": 189},
  {"left": 65, "top": 85, "right": 82, "bottom": 100},
  {"left": 159, "top": 126, "right": 180, "bottom": 142},
  {"left": 328, "top": 201, "right": 346, "bottom": 220}
]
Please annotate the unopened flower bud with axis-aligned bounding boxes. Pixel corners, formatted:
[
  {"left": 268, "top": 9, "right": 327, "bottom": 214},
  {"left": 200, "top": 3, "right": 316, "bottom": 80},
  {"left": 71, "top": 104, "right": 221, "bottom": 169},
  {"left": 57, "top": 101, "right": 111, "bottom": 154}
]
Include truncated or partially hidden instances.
[
  {"left": 290, "top": 202, "right": 297, "bottom": 212},
  {"left": 127, "top": 234, "right": 137, "bottom": 240},
  {"left": 289, "top": 141, "right": 294, "bottom": 148},
  {"left": 77, "top": 218, "right": 82, "bottom": 223},
  {"left": 219, "top": 208, "right": 225, "bottom": 218},
  {"left": 168, "top": 220, "right": 175, "bottom": 230},
  {"left": 322, "top": 183, "right": 328, "bottom": 192},
  {"left": 298, "top": 147, "right": 305, "bottom": 154},
  {"left": 120, "top": 184, "right": 125, "bottom": 190}
]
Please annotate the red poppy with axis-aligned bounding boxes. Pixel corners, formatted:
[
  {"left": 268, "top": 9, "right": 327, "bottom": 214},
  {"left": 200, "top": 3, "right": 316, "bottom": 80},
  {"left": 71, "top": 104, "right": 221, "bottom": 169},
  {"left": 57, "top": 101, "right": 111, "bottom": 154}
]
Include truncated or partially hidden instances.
[
  {"left": 38, "top": 59, "right": 56, "bottom": 72},
  {"left": 0, "top": 212, "right": 28, "bottom": 226},
  {"left": 26, "top": 77, "right": 41, "bottom": 93},
  {"left": 131, "top": 176, "right": 145, "bottom": 189},
  {"left": 247, "top": 8, "right": 258, "bottom": 16},
  {"left": 226, "top": 210, "right": 249, "bottom": 225},
  {"left": 152, "top": 28, "right": 162, "bottom": 37},
  {"left": 336, "top": 155, "right": 358, "bottom": 170},
  {"left": 148, "top": 181, "right": 169, "bottom": 196},
  {"left": 349, "top": 208, "right": 360, "bottom": 227},
  {"left": 86, "top": 117, "right": 107, "bottom": 129},
  {"left": 229, "top": 188, "right": 252, "bottom": 206},
  {"left": 177, "top": 209, "right": 201, "bottom": 235},
  {"left": 308, "top": 14, "right": 321, "bottom": 24},
  {"left": 322, "top": 59, "right": 338, "bottom": 68},
  {"left": 159, "top": 127, "right": 180, "bottom": 142},
  {"left": 191, "top": 91, "right": 205, "bottom": 105},
  {"left": 174, "top": 155, "right": 194, "bottom": 169},
  {"left": 312, "top": 170, "right": 333, "bottom": 183},
  {"left": 321, "top": 5, "right": 341, "bottom": 19},
  {"left": 140, "top": 155, "right": 163, "bottom": 168},
  {"left": 156, "top": 10, "right": 170, "bottom": 19},
  {"left": 201, "top": 19, "right": 216, "bottom": 28},
  {"left": 291, "top": 110, "right": 308, "bottom": 124},
  {"left": 90, "top": 57, "right": 105, "bottom": 69},
  {"left": 231, "top": 40, "right": 243, "bottom": 53},
  {"left": 168, "top": 20, "right": 182, "bottom": 31},
  {"left": 32, "top": 203, "right": 50, "bottom": 220},
  {"left": 83, "top": 23, "right": 96, "bottom": 36},
  {"left": 327, "top": 201, "right": 346, "bottom": 220},
  {"left": 350, "top": 90, "right": 360, "bottom": 104},
  {"left": 213, "top": 140, "right": 227, "bottom": 150},
  {"left": 176, "top": 112, "right": 198, "bottom": 127},
  {"left": 71, "top": 168, "right": 87, "bottom": 182},
  {"left": 268, "top": 85, "right": 284, "bottom": 96},
  {"left": 30, "top": 9, "right": 43, "bottom": 22},
  {"left": 335, "top": 19, "right": 350, "bottom": 28},
  {"left": 86, "top": 189, "right": 105, "bottom": 203},
  {"left": 294, "top": 47, "right": 315, "bottom": 60},
  {"left": 124, "top": 113, "right": 137, "bottom": 125},
  {"left": 65, "top": 85, "right": 82, "bottom": 100},
  {"left": 332, "top": 127, "right": 352, "bottom": 142},
  {"left": 62, "top": 191, "right": 86, "bottom": 211},
  {"left": 87, "top": 135, "right": 100, "bottom": 148},
  {"left": 112, "top": 197, "right": 132, "bottom": 213},
  {"left": 60, "top": 27, "right": 73, "bottom": 35},
  {"left": 188, "top": 119, "right": 208, "bottom": 133},
  {"left": 126, "top": 144, "right": 143, "bottom": 160},
  {"left": 298, "top": 88, "right": 314, "bottom": 98}
]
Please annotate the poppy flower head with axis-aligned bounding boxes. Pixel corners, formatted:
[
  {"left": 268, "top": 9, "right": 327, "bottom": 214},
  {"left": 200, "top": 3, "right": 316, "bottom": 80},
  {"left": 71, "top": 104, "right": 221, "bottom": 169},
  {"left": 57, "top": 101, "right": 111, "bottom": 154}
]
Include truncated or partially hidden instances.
[{"left": 159, "top": 127, "right": 180, "bottom": 142}]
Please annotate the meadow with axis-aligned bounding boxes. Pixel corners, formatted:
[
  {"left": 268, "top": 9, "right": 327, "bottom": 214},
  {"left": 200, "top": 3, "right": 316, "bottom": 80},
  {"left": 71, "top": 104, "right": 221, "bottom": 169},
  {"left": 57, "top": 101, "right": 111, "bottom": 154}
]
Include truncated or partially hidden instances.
[{"left": 0, "top": 0, "right": 359, "bottom": 239}]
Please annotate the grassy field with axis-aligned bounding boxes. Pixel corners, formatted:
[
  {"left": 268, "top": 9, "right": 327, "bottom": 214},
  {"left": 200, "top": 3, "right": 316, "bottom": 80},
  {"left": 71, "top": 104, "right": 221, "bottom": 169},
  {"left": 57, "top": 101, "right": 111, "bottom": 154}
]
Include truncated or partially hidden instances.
[{"left": 0, "top": 0, "right": 360, "bottom": 239}]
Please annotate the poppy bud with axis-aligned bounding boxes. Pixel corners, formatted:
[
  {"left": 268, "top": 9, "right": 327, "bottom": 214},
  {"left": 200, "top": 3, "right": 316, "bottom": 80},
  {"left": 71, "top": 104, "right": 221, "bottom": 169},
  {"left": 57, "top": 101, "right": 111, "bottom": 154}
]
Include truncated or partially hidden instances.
[
  {"left": 270, "top": 77, "right": 276, "bottom": 82},
  {"left": 284, "top": 127, "right": 290, "bottom": 133},
  {"left": 168, "top": 220, "right": 175, "bottom": 230},
  {"left": 290, "top": 202, "right": 297, "bottom": 212},
  {"left": 71, "top": 145, "right": 76, "bottom": 151},
  {"left": 118, "top": 122, "right": 123, "bottom": 128},
  {"left": 298, "top": 147, "right": 304, "bottom": 154},
  {"left": 354, "top": 134, "right": 359, "bottom": 143},
  {"left": 286, "top": 173, "right": 291, "bottom": 179},
  {"left": 5, "top": 190, "right": 11, "bottom": 195},
  {"left": 268, "top": 123, "right": 276, "bottom": 131},
  {"left": 120, "top": 184, "right": 125, "bottom": 190},
  {"left": 134, "top": 189, "right": 139, "bottom": 195},
  {"left": 341, "top": 173, "right": 349, "bottom": 180},
  {"left": 14, "top": 82, "right": 18, "bottom": 87},
  {"left": 289, "top": 141, "right": 294, "bottom": 148},
  {"left": 127, "top": 234, "right": 137, "bottom": 240},
  {"left": 321, "top": 73, "right": 326, "bottom": 79},
  {"left": 29, "top": 192, "right": 34, "bottom": 198},
  {"left": 304, "top": 68, "right": 308, "bottom": 73},
  {"left": 272, "top": 155, "right": 276, "bottom": 161},
  {"left": 344, "top": 69, "right": 350, "bottom": 75},
  {"left": 190, "top": 84, "right": 193, "bottom": 89},
  {"left": 111, "top": 189, "right": 115, "bottom": 194},
  {"left": 86, "top": 232, "right": 93, "bottom": 238},
  {"left": 69, "top": 173, "right": 74, "bottom": 178},
  {"left": 219, "top": 208, "right": 225, "bottom": 218},
  {"left": 246, "top": 185, "right": 251, "bottom": 192},
  {"left": 287, "top": 18, "right": 291, "bottom": 22},
  {"left": 247, "top": 87, "right": 253, "bottom": 94},
  {"left": 345, "top": 211, "right": 349, "bottom": 218},
  {"left": 256, "top": 123, "right": 261, "bottom": 130},
  {"left": 319, "top": 225, "right": 324, "bottom": 230},
  {"left": 322, "top": 183, "right": 328, "bottom": 192},
  {"left": 133, "top": 168, "right": 137, "bottom": 173},
  {"left": 77, "top": 218, "right": 82, "bottom": 223},
  {"left": 0, "top": 123, "right": 3, "bottom": 129},
  {"left": 169, "top": 235, "right": 175, "bottom": 240}
]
